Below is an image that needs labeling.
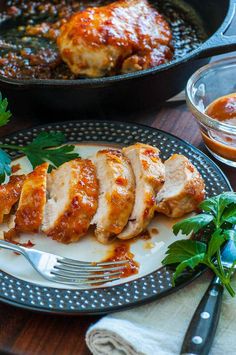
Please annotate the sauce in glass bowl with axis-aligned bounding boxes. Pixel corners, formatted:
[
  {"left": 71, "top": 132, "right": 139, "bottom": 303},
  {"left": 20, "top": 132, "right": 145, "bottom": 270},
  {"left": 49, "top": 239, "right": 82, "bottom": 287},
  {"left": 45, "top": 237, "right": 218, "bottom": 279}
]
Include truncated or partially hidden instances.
[
  {"left": 201, "top": 93, "right": 236, "bottom": 163},
  {"left": 206, "top": 93, "right": 236, "bottom": 124},
  {"left": 186, "top": 57, "right": 236, "bottom": 167}
]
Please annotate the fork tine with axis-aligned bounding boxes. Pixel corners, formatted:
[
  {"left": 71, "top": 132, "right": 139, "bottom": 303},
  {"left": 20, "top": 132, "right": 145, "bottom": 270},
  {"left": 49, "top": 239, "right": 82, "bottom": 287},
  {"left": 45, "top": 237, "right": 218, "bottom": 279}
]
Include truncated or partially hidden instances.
[
  {"left": 57, "top": 257, "right": 128, "bottom": 267},
  {"left": 51, "top": 270, "right": 122, "bottom": 279},
  {"left": 55, "top": 263, "right": 126, "bottom": 273},
  {"left": 53, "top": 265, "right": 124, "bottom": 276},
  {"left": 94, "top": 260, "right": 128, "bottom": 266},
  {"left": 50, "top": 275, "right": 120, "bottom": 286}
]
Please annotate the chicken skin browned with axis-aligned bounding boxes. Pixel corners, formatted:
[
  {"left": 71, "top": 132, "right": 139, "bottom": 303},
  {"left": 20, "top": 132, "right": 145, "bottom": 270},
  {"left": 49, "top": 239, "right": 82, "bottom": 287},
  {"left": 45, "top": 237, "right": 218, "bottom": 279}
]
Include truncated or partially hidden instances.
[
  {"left": 92, "top": 149, "right": 135, "bottom": 244},
  {"left": 0, "top": 175, "right": 25, "bottom": 223},
  {"left": 14, "top": 163, "right": 49, "bottom": 234},
  {"left": 57, "top": 0, "right": 173, "bottom": 77},
  {"left": 42, "top": 159, "right": 98, "bottom": 243},
  {"left": 156, "top": 154, "right": 205, "bottom": 218},
  {"left": 118, "top": 143, "right": 165, "bottom": 240}
]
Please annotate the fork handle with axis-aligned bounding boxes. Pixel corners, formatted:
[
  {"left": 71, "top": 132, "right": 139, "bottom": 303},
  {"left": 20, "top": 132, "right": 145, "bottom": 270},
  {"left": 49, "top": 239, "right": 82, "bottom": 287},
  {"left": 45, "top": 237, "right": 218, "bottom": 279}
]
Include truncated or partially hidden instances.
[
  {"left": 180, "top": 276, "right": 224, "bottom": 355},
  {"left": 0, "top": 239, "right": 26, "bottom": 254}
]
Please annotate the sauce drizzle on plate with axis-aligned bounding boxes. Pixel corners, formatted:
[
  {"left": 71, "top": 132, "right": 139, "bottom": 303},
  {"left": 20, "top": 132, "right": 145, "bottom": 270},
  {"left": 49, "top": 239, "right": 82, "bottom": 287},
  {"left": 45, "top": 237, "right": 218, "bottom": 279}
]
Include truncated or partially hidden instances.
[{"left": 103, "top": 241, "right": 139, "bottom": 278}]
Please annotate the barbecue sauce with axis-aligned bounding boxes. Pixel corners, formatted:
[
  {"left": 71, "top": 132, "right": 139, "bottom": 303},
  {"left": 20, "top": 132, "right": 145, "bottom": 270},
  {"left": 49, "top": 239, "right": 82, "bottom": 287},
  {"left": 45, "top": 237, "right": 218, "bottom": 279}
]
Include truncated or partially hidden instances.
[
  {"left": 202, "top": 93, "right": 236, "bottom": 162},
  {"left": 103, "top": 241, "right": 139, "bottom": 278}
]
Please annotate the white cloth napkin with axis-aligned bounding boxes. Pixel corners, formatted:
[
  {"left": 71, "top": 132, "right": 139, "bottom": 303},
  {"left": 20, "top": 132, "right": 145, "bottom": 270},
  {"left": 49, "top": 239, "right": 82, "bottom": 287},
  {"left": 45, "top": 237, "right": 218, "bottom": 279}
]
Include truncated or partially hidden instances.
[{"left": 86, "top": 271, "right": 236, "bottom": 355}]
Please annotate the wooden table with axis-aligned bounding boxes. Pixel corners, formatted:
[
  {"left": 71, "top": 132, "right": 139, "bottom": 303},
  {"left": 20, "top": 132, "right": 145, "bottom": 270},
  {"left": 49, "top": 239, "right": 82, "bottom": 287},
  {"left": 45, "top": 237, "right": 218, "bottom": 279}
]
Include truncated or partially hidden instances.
[{"left": 0, "top": 101, "right": 235, "bottom": 355}]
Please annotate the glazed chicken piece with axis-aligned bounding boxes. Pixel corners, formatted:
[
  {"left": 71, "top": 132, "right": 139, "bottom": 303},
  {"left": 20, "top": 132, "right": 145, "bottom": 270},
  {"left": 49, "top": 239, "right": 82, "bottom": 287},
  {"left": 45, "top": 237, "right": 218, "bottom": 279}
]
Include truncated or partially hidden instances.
[
  {"left": 156, "top": 154, "right": 205, "bottom": 218},
  {"left": 14, "top": 163, "right": 49, "bottom": 234},
  {"left": 42, "top": 159, "right": 98, "bottom": 243},
  {"left": 57, "top": 0, "right": 173, "bottom": 77},
  {"left": 92, "top": 149, "right": 135, "bottom": 244},
  {"left": 0, "top": 175, "right": 25, "bottom": 223},
  {"left": 118, "top": 143, "right": 165, "bottom": 240}
]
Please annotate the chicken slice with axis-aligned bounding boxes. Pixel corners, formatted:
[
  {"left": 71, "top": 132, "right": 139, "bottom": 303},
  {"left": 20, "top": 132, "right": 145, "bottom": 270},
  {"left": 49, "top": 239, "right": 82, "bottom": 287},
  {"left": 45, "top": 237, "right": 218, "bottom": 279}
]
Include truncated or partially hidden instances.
[
  {"left": 118, "top": 143, "right": 165, "bottom": 240},
  {"left": 42, "top": 159, "right": 98, "bottom": 243},
  {"left": 57, "top": 0, "right": 173, "bottom": 77},
  {"left": 0, "top": 175, "right": 25, "bottom": 224},
  {"left": 14, "top": 163, "right": 49, "bottom": 234},
  {"left": 92, "top": 149, "right": 135, "bottom": 244},
  {"left": 156, "top": 154, "right": 205, "bottom": 218}
]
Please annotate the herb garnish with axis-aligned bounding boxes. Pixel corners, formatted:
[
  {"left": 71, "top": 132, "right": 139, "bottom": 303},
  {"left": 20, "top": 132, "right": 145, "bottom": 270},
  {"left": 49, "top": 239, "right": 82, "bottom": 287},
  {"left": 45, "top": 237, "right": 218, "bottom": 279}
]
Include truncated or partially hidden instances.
[
  {"left": 0, "top": 95, "right": 80, "bottom": 182},
  {"left": 0, "top": 94, "right": 12, "bottom": 127},
  {"left": 0, "top": 131, "right": 80, "bottom": 173},
  {"left": 162, "top": 192, "right": 236, "bottom": 296}
]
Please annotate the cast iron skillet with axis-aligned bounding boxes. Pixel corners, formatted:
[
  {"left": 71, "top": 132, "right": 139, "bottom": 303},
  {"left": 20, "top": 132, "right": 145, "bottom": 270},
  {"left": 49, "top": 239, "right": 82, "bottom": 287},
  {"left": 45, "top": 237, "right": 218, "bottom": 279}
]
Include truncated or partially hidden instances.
[{"left": 0, "top": 0, "right": 236, "bottom": 117}]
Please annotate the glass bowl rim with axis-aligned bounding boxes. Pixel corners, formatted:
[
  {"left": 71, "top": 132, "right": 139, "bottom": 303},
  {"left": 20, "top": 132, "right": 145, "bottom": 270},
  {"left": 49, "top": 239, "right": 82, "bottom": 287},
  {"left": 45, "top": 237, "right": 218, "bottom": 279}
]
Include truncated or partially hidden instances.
[{"left": 186, "top": 56, "right": 236, "bottom": 135}]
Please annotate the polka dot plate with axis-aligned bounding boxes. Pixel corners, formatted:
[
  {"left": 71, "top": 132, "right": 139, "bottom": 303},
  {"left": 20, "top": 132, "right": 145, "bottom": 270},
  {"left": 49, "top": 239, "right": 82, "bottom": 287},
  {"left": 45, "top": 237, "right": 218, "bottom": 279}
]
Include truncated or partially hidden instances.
[{"left": 0, "top": 120, "right": 232, "bottom": 315}]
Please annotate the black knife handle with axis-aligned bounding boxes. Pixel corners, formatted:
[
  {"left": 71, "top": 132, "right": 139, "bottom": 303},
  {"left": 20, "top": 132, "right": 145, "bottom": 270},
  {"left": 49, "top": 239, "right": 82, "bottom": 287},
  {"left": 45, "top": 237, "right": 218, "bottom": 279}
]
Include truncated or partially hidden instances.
[{"left": 180, "top": 277, "right": 224, "bottom": 355}]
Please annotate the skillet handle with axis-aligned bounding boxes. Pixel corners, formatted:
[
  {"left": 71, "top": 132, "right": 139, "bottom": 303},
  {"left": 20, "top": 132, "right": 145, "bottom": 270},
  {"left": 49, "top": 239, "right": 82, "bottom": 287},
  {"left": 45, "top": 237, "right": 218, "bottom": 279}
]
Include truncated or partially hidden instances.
[{"left": 198, "top": 0, "right": 236, "bottom": 58}]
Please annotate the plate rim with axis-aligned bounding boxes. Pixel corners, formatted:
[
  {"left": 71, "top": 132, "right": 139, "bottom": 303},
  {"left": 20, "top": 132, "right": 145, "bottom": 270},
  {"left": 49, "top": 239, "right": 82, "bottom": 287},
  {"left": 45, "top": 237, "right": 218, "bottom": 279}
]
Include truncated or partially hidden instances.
[
  {"left": 0, "top": 119, "right": 232, "bottom": 315},
  {"left": 0, "top": 267, "right": 206, "bottom": 316}
]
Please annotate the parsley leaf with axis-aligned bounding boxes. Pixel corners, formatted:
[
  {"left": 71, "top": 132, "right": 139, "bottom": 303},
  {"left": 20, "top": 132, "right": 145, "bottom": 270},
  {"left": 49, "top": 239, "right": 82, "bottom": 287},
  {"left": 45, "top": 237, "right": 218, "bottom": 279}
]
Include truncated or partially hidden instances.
[
  {"left": 222, "top": 205, "right": 236, "bottom": 225},
  {"left": 174, "top": 253, "right": 205, "bottom": 280},
  {"left": 0, "top": 94, "right": 12, "bottom": 127},
  {"left": 162, "top": 240, "right": 206, "bottom": 283},
  {"left": 0, "top": 131, "right": 80, "bottom": 174},
  {"left": 0, "top": 148, "right": 11, "bottom": 183},
  {"left": 207, "top": 229, "right": 225, "bottom": 259},
  {"left": 162, "top": 192, "right": 236, "bottom": 297},
  {"left": 21, "top": 132, "right": 79, "bottom": 170},
  {"left": 24, "top": 144, "right": 79, "bottom": 171},
  {"left": 26, "top": 131, "right": 66, "bottom": 148},
  {"left": 219, "top": 192, "right": 236, "bottom": 213},
  {"left": 173, "top": 214, "right": 213, "bottom": 236},
  {"left": 199, "top": 196, "right": 219, "bottom": 216},
  {"left": 162, "top": 240, "right": 207, "bottom": 265}
]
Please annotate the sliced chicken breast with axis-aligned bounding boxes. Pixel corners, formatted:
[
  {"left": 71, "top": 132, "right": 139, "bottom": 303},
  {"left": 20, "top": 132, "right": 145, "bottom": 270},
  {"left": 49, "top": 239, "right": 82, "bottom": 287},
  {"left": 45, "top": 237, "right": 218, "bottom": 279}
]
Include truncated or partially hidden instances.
[
  {"left": 118, "top": 143, "right": 165, "bottom": 240},
  {"left": 0, "top": 175, "right": 25, "bottom": 223},
  {"left": 14, "top": 163, "right": 49, "bottom": 234},
  {"left": 42, "top": 159, "right": 98, "bottom": 243},
  {"left": 156, "top": 154, "right": 205, "bottom": 218},
  {"left": 92, "top": 149, "right": 135, "bottom": 244}
]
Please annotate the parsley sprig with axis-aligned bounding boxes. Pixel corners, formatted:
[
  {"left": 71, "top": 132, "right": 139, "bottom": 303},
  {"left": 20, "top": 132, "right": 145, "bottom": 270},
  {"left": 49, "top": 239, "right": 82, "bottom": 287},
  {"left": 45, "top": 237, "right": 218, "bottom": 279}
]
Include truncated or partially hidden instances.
[
  {"left": 162, "top": 192, "right": 236, "bottom": 296},
  {"left": 0, "top": 94, "right": 79, "bottom": 183},
  {"left": 0, "top": 131, "right": 79, "bottom": 175},
  {"left": 0, "top": 94, "right": 11, "bottom": 127}
]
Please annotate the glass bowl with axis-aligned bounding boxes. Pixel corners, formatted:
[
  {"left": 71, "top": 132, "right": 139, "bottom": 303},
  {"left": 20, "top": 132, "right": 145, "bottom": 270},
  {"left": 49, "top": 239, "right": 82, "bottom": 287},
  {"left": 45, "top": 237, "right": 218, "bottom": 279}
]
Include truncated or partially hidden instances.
[{"left": 186, "top": 57, "right": 236, "bottom": 167}]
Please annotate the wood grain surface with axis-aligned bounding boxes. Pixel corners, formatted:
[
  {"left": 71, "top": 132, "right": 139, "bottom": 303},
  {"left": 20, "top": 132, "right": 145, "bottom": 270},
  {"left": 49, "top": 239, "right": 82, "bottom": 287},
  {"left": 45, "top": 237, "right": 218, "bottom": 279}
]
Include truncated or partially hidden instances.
[{"left": 0, "top": 100, "right": 235, "bottom": 355}]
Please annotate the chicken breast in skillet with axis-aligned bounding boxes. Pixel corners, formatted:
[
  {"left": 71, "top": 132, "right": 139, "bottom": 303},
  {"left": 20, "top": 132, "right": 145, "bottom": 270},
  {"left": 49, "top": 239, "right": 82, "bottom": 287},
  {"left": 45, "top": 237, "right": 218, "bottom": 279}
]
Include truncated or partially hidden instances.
[
  {"left": 42, "top": 159, "right": 98, "bottom": 243},
  {"left": 92, "top": 149, "right": 135, "bottom": 244},
  {"left": 0, "top": 175, "right": 25, "bottom": 224},
  {"left": 13, "top": 163, "right": 49, "bottom": 234},
  {"left": 156, "top": 154, "right": 205, "bottom": 218},
  {"left": 57, "top": 0, "right": 173, "bottom": 77},
  {"left": 118, "top": 143, "right": 165, "bottom": 240}
]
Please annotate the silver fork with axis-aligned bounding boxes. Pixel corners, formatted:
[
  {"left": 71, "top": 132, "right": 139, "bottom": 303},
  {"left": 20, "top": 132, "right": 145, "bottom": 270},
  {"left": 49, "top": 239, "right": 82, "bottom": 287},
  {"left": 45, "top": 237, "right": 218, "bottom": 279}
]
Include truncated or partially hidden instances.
[{"left": 0, "top": 240, "right": 129, "bottom": 287}]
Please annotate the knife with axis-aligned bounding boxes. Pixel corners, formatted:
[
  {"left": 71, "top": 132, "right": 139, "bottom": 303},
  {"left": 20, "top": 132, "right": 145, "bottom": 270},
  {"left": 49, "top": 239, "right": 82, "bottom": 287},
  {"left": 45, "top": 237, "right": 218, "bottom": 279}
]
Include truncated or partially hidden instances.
[{"left": 180, "top": 238, "right": 236, "bottom": 355}]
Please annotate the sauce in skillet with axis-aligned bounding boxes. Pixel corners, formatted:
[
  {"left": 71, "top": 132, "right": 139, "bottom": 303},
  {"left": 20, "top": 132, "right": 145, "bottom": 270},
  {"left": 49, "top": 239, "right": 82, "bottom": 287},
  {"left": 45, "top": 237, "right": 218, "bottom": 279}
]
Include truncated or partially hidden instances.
[
  {"left": 202, "top": 93, "right": 236, "bottom": 162},
  {"left": 0, "top": 0, "right": 206, "bottom": 80}
]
